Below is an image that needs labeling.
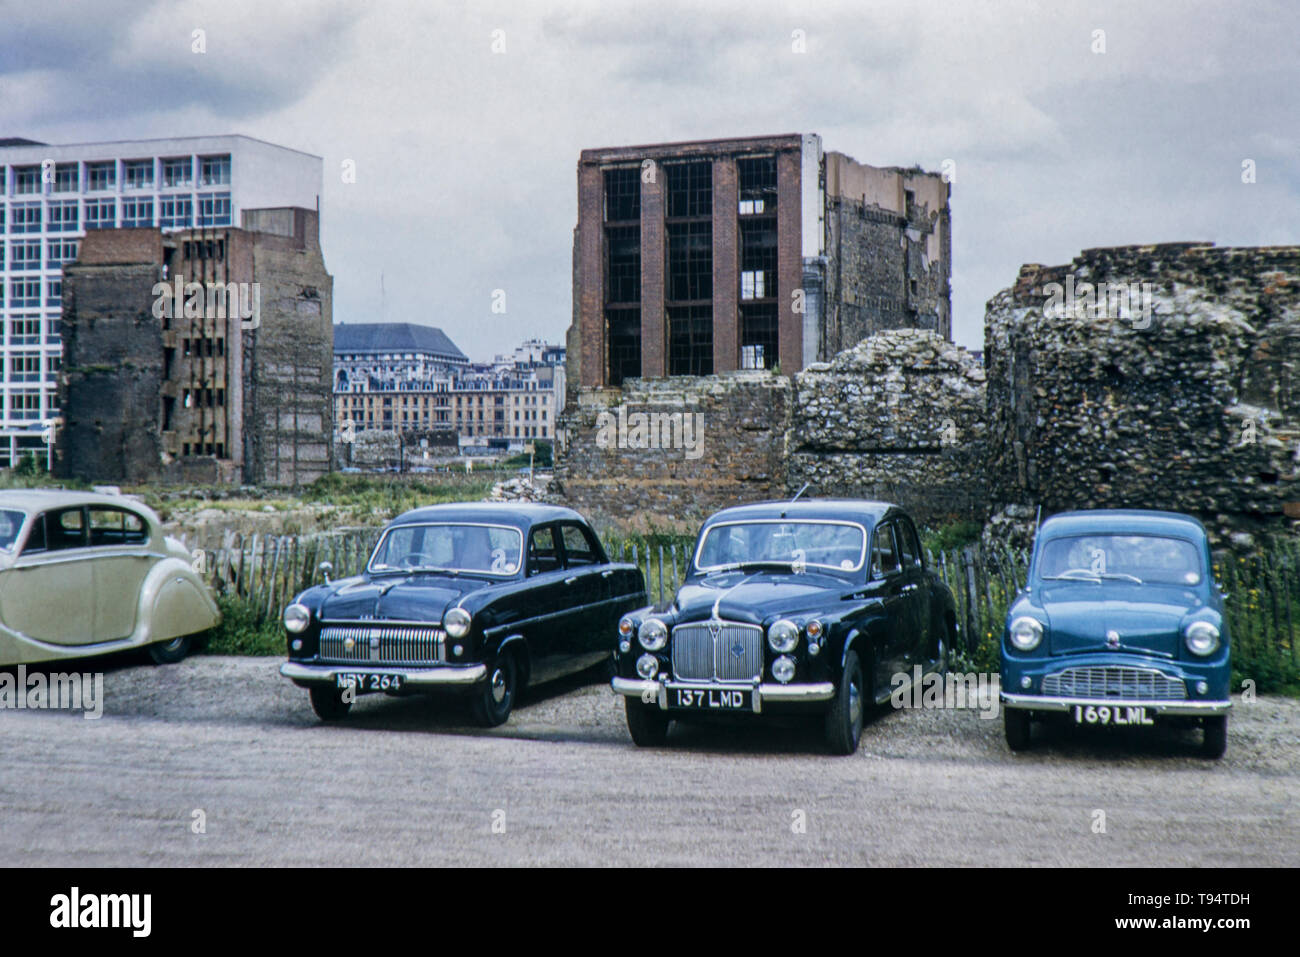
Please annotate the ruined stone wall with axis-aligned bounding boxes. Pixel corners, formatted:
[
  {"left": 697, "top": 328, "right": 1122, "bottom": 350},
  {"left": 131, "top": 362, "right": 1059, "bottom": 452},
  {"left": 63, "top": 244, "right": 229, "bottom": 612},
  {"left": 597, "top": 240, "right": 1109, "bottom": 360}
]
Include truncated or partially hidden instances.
[
  {"left": 789, "top": 330, "right": 987, "bottom": 527},
  {"left": 986, "top": 242, "right": 1300, "bottom": 544},
  {"left": 554, "top": 331, "right": 987, "bottom": 530},
  {"left": 58, "top": 262, "right": 165, "bottom": 482},
  {"left": 553, "top": 373, "right": 792, "bottom": 531}
]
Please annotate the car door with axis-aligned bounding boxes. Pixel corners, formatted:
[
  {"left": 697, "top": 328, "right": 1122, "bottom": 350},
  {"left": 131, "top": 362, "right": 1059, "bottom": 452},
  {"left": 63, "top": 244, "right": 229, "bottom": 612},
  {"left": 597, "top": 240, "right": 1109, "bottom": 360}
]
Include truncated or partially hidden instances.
[
  {"left": 87, "top": 506, "right": 154, "bottom": 641},
  {"left": 893, "top": 516, "right": 929, "bottom": 669},
  {"left": 521, "top": 523, "right": 570, "bottom": 683},
  {"left": 867, "top": 521, "right": 910, "bottom": 694},
  {"left": 556, "top": 521, "right": 609, "bottom": 665},
  {"left": 0, "top": 507, "right": 95, "bottom": 645}
]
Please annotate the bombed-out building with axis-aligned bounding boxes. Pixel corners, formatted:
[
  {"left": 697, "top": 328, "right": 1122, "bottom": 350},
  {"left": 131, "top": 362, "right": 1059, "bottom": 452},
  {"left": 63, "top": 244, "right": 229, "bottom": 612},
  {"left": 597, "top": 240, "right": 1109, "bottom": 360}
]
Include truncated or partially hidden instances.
[
  {"left": 567, "top": 133, "right": 951, "bottom": 392},
  {"left": 57, "top": 206, "right": 333, "bottom": 486}
]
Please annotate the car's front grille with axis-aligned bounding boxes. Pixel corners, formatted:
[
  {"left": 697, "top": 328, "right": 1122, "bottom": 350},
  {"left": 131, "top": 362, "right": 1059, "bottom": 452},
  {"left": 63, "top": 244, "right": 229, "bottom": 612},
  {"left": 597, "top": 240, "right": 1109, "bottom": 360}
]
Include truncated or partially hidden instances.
[
  {"left": 318, "top": 624, "right": 445, "bottom": 665},
  {"left": 1042, "top": 665, "right": 1187, "bottom": 700},
  {"left": 671, "top": 621, "right": 763, "bottom": 683}
]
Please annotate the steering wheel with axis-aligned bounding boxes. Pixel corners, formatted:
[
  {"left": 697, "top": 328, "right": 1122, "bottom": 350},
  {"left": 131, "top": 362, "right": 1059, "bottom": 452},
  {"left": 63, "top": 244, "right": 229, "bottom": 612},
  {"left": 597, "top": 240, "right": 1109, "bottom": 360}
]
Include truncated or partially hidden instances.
[{"left": 399, "top": 552, "right": 425, "bottom": 567}]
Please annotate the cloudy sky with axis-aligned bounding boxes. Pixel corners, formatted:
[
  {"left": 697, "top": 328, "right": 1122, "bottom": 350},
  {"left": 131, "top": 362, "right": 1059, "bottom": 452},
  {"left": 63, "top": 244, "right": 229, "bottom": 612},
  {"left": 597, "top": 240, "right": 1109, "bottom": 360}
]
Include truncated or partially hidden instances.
[{"left": 3, "top": 0, "right": 1296, "bottom": 357}]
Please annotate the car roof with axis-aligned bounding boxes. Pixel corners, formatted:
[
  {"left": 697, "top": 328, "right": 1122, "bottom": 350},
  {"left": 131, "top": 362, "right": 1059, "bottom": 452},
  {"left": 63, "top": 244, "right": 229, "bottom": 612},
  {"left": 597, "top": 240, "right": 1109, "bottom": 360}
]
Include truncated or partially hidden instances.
[
  {"left": 701, "top": 498, "right": 898, "bottom": 527},
  {"left": 1039, "top": 509, "right": 1207, "bottom": 541},
  {"left": 389, "top": 501, "right": 588, "bottom": 529},
  {"left": 0, "top": 488, "right": 156, "bottom": 516}
]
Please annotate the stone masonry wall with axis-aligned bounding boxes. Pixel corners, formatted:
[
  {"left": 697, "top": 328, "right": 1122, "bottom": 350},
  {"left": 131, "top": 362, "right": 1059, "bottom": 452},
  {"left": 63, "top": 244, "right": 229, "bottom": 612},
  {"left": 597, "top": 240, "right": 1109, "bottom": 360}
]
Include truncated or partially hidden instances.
[{"left": 986, "top": 242, "right": 1300, "bottom": 545}]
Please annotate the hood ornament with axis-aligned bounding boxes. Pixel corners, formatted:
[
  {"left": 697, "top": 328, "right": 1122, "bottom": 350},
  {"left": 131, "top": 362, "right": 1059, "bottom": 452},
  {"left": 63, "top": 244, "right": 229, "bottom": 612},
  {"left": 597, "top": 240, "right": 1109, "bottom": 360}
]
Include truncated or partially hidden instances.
[{"left": 1106, "top": 629, "right": 1120, "bottom": 649}]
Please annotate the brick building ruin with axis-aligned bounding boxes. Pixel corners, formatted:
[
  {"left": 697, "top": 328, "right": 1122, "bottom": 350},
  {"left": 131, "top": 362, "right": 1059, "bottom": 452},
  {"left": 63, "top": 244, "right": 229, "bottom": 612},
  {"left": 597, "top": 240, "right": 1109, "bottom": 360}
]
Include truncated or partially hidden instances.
[{"left": 58, "top": 206, "right": 333, "bottom": 486}]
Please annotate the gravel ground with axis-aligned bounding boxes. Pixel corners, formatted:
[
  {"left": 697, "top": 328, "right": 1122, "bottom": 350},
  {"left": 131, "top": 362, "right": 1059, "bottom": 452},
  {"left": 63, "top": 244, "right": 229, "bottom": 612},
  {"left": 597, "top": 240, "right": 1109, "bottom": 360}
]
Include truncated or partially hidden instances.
[{"left": 0, "top": 654, "right": 1295, "bottom": 866}]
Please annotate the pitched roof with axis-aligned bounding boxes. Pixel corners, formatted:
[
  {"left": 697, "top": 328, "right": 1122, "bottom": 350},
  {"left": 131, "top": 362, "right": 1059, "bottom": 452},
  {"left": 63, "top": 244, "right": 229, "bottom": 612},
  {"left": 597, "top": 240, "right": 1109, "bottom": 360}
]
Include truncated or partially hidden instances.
[{"left": 333, "top": 323, "right": 467, "bottom": 360}]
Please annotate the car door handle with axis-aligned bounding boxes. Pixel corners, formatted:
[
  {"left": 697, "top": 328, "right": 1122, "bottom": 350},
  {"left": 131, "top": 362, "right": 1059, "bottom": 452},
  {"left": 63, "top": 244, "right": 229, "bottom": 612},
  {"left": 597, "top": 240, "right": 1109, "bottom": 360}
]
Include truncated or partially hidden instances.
[
  {"left": 601, "top": 570, "right": 614, "bottom": 578},
  {"left": 565, "top": 576, "right": 578, "bottom": 585}
]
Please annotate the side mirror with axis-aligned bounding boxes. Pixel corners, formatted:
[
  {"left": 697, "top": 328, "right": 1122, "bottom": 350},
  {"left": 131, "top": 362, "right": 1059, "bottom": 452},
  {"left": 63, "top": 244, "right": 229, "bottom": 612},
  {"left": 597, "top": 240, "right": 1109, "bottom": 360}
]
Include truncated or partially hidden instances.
[{"left": 318, "top": 561, "right": 333, "bottom": 583}]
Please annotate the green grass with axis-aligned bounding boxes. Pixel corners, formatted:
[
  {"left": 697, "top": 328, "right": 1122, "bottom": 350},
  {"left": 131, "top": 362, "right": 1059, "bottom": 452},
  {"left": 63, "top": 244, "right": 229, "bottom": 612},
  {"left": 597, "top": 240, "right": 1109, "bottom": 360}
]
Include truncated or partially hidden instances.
[{"left": 202, "top": 595, "right": 285, "bottom": 656}]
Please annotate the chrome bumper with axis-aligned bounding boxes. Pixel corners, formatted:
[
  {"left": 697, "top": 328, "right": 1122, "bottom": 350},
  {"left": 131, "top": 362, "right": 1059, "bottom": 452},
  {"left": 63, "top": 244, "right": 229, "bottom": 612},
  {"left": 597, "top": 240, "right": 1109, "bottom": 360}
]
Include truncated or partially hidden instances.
[
  {"left": 280, "top": 661, "right": 488, "bottom": 687},
  {"left": 1000, "top": 692, "right": 1231, "bottom": 716},
  {"left": 611, "top": 677, "right": 835, "bottom": 714}
]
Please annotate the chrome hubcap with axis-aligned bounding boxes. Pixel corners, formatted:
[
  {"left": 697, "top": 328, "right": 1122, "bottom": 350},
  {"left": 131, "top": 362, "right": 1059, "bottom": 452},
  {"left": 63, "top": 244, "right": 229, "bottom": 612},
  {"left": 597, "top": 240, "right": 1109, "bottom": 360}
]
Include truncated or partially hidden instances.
[{"left": 490, "top": 669, "right": 508, "bottom": 704}]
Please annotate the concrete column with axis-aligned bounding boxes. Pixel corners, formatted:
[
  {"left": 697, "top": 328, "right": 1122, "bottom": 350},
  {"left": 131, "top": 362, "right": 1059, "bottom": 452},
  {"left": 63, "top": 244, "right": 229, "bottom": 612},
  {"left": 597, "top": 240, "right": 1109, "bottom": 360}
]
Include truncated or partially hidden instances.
[
  {"left": 576, "top": 163, "right": 605, "bottom": 387},
  {"left": 640, "top": 165, "right": 666, "bottom": 378},
  {"left": 776, "top": 149, "right": 803, "bottom": 373}
]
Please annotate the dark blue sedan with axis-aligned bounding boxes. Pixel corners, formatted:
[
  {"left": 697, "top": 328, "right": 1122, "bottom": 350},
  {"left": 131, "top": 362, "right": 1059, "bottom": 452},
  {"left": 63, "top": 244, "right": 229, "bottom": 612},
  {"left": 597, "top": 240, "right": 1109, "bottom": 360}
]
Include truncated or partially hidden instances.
[{"left": 1001, "top": 509, "right": 1231, "bottom": 758}]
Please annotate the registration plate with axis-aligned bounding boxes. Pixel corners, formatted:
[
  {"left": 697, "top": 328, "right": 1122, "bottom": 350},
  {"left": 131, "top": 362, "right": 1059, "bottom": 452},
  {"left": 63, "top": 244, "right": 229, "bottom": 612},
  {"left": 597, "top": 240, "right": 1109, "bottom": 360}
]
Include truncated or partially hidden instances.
[
  {"left": 669, "top": 687, "right": 752, "bottom": 711},
  {"left": 1072, "top": 704, "right": 1153, "bottom": 726},
  {"left": 336, "top": 673, "right": 403, "bottom": 693}
]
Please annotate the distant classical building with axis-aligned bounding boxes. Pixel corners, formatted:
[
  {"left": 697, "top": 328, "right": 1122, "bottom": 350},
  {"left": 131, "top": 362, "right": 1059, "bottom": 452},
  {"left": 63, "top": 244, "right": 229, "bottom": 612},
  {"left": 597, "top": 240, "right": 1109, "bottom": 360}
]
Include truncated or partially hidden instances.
[
  {"left": 58, "top": 206, "right": 333, "bottom": 486},
  {"left": 569, "top": 133, "right": 951, "bottom": 390},
  {"left": 0, "top": 133, "right": 322, "bottom": 468},
  {"left": 331, "top": 325, "right": 564, "bottom": 455}
]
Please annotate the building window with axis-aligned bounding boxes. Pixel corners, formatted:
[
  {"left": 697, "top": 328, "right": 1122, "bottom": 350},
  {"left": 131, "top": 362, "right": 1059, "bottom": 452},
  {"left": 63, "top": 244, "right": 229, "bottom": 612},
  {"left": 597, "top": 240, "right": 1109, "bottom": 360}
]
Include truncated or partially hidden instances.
[
  {"left": 10, "top": 354, "right": 40, "bottom": 383},
  {"left": 53, "top": 163, "right": 79, "bottom": 193},
  {"left": 9, "top": 317, "right": 40, "bottom": 344},
  {"left": 668, "top": 305, "right": 713, "bottom": 376},
  {"left": 740, "top": 218, "right": 777, "bottom": 300},
  {"left": 666, "top": 161, "right": 712, "bottom": 218},
  {"left": 605, "top": 225, "right": 640, "bottom": 304},
  {"left": 666, "top": 221, "right": 712, "bottom": 301},
  {"left": 199, "top": 154, "right": 231, "bottom": 186},
  {"left": 10, "top": 391, "right": 41, "bottom": 421},
  {"left": 162, "top": 157, "right": 192, "bottom": 187},
  {"left": 196, "top": 191, "right": 231, "bottom": 226},
  {"left": 12, "top": 202, "right": 41, "bottom": 233},
  {"left": 604, "top": 167, "right": 640, "bottom": 222},
  {"left": 86, "top": 161, "right": 116, "bottom": 191},
  {"left": 159, "top": 196, "right": 193, "bottom": 228},
  {"left": 606, "top": 307, "right": 641, "bottom": 387},
  {"left": 10, "top": 241, "right": 40, "bottom": 271},
  {"left": 46, "top": 240, "right": 79, "bottom": 266},
  {"left": 737, "top": 155, "right": 777, "bottom": 215},
  {"left": 13, "top": 166, "right": 40, "bottom": 194},
  {"left": 46, "top": 278, "right": 61, "bottom": 307},
  {"left": 84, "top": 199, "right": 116, "bottom": 230},
  {"left": 740, "top": 303, "right": 779, "bottom": 370},
  {"left": 48, "top": 200, "right": 78, "bottom": 232},
  {"left": 9, "top": 281, "right": 40, "bottom": 308},
  {"left": 0, "top": 206, "right": 5, "bottom": 233},
  {"left": 123, "top": 159, "right": 154, "bottom": 189},
  {"left": 121, "top": 198, "right": 153, "bottom": 227}
]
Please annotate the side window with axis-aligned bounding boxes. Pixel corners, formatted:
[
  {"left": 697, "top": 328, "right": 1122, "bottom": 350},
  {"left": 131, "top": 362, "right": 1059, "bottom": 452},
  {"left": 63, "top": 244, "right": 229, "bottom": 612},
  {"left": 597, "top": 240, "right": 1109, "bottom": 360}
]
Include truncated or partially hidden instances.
[
  {"left": 559, "top": 523, "right": 602, "bottom": 567},
  {"left": 21, "top": 514, "right": 47, "bottom": 555},
  {"left": 897, "top": 519, "right": 923, "bottom": 569},
  {"left": 48, "top": 508, "right": 86, "bottom": 551},
  {"left": 871, "top": 523, "right": 901, "bottom": 578},
  {"left": 527, "top": 525, "right": 561, "bottom": 576},
  {"left": 88, "top": 508, "right": 149, "bottom": 547}
]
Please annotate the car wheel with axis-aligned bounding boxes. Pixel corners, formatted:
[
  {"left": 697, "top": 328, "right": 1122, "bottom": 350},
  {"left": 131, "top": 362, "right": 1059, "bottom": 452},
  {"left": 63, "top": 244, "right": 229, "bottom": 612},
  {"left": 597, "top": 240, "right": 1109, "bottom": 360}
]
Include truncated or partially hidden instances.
[
  {"left": 1005, "top": 709, "right": 1031, "bottom": 751},
  {"left": 825, "top": 649, "right": 865, "bottom": 756},
  {"left": 309, "top": 685, "right": 352, "bottom": 721},
  {"left": 1202, "top": 714, "right": 1228, "bottom": 759},
  {"left": 470, "top": 651, "right": 517, "bottom": 727},
  {"left": 147, "top": 634, "right": 192, "bottom": 665},
  {"left": 624, "top": 696, "right": 670, "bottom": 747}
]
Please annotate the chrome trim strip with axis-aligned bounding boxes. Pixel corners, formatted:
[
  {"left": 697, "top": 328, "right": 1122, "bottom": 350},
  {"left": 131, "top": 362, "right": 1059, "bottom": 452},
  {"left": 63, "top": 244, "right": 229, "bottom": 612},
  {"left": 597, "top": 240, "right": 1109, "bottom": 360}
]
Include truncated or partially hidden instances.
[
  {"left": 1000, "top": 692, "right": 1231, "bottom": 715},
  {"left": 280, "top": 661, "right": 487, "bottom": 686},
  {"left": 756, "top": 681, "right": 835, "bottom": 702}
]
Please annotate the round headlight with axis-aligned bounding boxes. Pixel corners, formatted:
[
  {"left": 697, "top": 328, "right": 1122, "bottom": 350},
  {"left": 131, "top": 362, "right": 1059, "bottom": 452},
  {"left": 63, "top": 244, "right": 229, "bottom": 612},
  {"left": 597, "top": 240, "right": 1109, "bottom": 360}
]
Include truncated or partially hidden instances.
[
  {"left": 772, "top": 655, "right": 796, "bottom": 683},
  {"left": 444, "top": 606, "right": 472, "bottom": 639},
  {"left": 283, "top": 603, "right": 311, "bottom": 634},
  {"left": 768, "top": 619, "right": 800, "bottom": 653},
  {"left": 1008, "top": 616, "right": 1043, "bottom": 651},
  {"left": 1185, "top": 621, "right": 1220, "bottom": 656},
  {"left": 638, "top": 618, "right": 668, "bottom": 651},
  {"left": 636, "top": 654, "right": 660, "bottom": 679},
  {"left": 618, "top": 616, "right": 635, "bottom": 638}
]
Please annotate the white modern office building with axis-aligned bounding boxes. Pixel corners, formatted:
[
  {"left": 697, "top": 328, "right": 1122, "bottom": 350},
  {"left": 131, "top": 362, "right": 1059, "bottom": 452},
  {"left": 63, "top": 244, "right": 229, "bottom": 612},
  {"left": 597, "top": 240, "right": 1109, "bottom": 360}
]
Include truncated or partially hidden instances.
[{"left": 0, "top": 134, "right": 322, "bottom": 468}]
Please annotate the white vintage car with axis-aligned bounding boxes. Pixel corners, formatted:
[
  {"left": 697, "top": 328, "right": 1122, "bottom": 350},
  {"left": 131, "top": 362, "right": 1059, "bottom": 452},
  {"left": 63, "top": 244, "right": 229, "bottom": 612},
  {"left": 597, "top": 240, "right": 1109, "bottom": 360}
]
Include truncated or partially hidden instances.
[{"left": 0, "top": 490, "right": 219, "bottom": 666}]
